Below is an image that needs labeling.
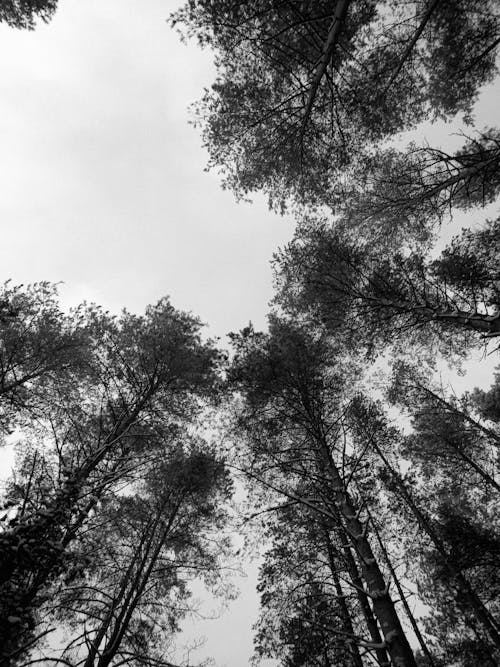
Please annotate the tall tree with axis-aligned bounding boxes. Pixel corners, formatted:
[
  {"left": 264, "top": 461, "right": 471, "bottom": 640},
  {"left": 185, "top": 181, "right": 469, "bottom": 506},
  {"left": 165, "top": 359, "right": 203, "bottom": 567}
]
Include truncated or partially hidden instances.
[
  {"left": 228, "top": 319, "right": 417, "bottom": 666},
  {"left": 0, "top": 296, "right": 220, "bottom": 663},
  {"left": 253, "top": 504, "right": 367, "bottom": 667},
  {"left": 347, "top": 393, "right": 500, "bottom": 659},
  {"left": 48, "top": 448, "right": 232, "bottom": 667},
  {"left": 171, "top": 0, "right": 499, "bottom": 209}
]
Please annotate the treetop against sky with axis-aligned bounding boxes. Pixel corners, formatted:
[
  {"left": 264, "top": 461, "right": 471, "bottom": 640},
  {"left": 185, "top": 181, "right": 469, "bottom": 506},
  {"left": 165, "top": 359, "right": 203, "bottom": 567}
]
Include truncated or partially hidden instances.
[{"left": 0, "top": 2, "right": 499, "bottom": 667}]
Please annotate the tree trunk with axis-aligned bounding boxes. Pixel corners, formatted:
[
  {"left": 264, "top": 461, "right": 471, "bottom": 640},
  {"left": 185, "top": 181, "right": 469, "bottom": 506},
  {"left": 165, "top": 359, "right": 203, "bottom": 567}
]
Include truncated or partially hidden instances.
[
  {"left": 322, "top": 526, "right": 365, "bottom": 667},
  {"left": 317, "top": 435, "right": 417, "bottom": 667},
  {"left": 363, "top": 501, "right": 438, "bottom": 667},
  {"left": 95, "top": 499, "right": 182, "bottom": 667},
  {"left": 300, "top": 0, "right": 350, "bottom": 140},
  {"left": 339, "top": 528, "right": 391, "bottom": 667}
]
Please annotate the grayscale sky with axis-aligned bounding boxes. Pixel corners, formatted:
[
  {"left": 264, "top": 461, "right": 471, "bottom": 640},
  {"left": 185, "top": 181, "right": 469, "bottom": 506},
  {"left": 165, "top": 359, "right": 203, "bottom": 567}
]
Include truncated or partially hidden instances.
[
  {"left": 0, "top": 0, "right": 294, "bottom": 340},
  {"left": 0, "top": 2, "right": 498, "bottom": 666}
]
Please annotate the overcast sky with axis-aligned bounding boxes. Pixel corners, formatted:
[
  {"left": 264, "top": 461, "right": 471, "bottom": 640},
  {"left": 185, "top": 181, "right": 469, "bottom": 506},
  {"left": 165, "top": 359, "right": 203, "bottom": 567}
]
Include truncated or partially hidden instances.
[
  {"left": 0, "top": 0, "right": 295, "bottom": 341},
  {"left": 0, "top": 2, "right": 498, "bottom": 665}
]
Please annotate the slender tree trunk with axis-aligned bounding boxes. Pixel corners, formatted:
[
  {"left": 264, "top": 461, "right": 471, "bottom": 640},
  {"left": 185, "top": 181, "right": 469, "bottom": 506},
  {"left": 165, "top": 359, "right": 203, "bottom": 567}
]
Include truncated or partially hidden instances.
[
  {"left": 453, "top": 444, "right": 500, "bottom": 493},
  {"left": 340, "top": 536, "right": 390, "bottom": 667},
  {"left": 362, "top": 501, "right": 437, "bottom": 667},
  {"left": 95, "top": 499, "right": 182, "bottom": 667},
  {"left": 322, "top": 526, "right": 364, "bottom": 667},
  {"left": 316, "top": 434, "right": 417, "bottom": 667},
  {"left": 300, "top": 0, "right": 350, "bottom": 139},
  {"left": 382, "top": 0, "right": 441, "bottom": 94},
  {"left": 83, "top": 516, "right": 158, "bottom": 667}
]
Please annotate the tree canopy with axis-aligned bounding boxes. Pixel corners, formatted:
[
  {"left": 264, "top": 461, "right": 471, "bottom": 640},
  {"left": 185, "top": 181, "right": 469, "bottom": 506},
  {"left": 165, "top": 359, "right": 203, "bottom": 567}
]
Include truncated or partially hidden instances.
[
  {"left": 171, "top": 0, "right": 500, "bottom": 211},
  {"left": 2, "top": 3, "right": 500, "bottom": 666}
]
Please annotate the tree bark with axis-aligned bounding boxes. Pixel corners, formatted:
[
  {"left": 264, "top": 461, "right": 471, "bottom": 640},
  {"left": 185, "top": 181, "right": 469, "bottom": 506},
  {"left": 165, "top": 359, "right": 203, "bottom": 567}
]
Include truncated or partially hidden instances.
[
  {"left": 317, "top": 434, "right": 417, "bottom": 667},
  {"left": 363, "top": 501, "right": 438, "bottom": 667},
  {"left": 299, "top": 0, "right": 350, "bottom": 141},
  {"left": 322, "top": 526, "right": 365, "bottom": 667},
  {"left": 339, "top": 529, "right": 391, "bottom": 667}
]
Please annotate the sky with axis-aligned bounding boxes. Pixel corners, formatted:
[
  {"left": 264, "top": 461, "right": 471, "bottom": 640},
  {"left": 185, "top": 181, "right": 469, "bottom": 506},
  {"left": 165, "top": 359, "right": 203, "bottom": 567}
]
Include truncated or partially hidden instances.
[
  {"left": 0, "top": 0, "right": 294, "bottom": 340},
  {"left": 0, "top": 2, "right": 498, "bottom": 666}
]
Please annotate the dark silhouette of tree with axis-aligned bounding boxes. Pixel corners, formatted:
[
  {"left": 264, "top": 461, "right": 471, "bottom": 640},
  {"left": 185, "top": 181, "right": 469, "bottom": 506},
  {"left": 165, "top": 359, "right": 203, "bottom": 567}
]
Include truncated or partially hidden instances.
[
  {"left": 48, "top": 449, "right": 232, "bottom": 667},
  {"left": 274, "top": 218, "right": 500, "bottom": 359},
  {"left": 228, "top": 319, "right": 417, "bottom": 666},
  {"left": 414, "top": 494, "right": 500, "bottom": 667},
  {"left": 0, "top": 295, "right": 221, "bottom": 663},
  {"left": 0, "top": 0, "right": 58, "bottom": 30},
  {"left": 347, "top": 394, "right": 500, "bottom": 659},
  {"left": 254, "top": 505, "right": 369, "bottom": 667},
  {"left": 171, "top": 0, "right": 499, "bottom": 209}
]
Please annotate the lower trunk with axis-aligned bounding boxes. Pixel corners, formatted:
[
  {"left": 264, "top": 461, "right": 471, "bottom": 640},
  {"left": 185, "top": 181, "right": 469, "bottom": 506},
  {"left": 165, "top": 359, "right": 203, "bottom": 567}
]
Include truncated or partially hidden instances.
[
  {"left": 365, "top": 503, "right": 437, "bottom": 667},
  {"left": 323, "top": 527, "right": 364, "bottom": 667},
  {"left": 340, "top": 531, "right": 390, "bottom": 667},
  {"left": 318, "top": 439, "right": 417, "bottom": 667}
]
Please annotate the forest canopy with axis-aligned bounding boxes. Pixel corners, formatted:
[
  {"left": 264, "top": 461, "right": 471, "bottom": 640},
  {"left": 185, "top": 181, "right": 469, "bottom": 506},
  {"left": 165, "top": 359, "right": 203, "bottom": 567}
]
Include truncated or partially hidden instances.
[{"left": 1, "top": 1, "right": 500, "bottom": 666}]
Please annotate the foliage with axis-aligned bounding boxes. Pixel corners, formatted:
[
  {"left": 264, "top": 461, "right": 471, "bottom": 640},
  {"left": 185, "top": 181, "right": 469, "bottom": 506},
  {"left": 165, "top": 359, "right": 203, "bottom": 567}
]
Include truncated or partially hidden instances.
[
  {"left": 273, "top": 218, "right": 500, "bottom": 361},
  {"left": 171, "top": 0, "right": 499, "bottom": 210},
  {"left": 0, "top": 0, "right": 58, "bottom": 29},
  {"left": 0, "top": 287, "right": 227, "bottom": 664}
]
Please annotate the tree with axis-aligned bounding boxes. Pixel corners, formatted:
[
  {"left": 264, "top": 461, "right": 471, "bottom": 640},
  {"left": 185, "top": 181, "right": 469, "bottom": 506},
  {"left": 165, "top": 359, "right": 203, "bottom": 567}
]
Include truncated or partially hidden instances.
[
  {"left": 49, "top": 448, "right": 232, "bottom": 667},
  {"left": 274, "top": 218, "right": 500, "bottom": 359},
  {"left": 254, "top": 504, "right": 367, "bottom": 667},
  {"left": 228, "top": 319, "right": 417, "bottom": 666},
  {"left": 171, "top": 0, "right": 499, "bottom": 209},
  {"left": 410, "top": 491, "right": 500, "bottom": 667},
  {"left": 0, "top": 296, "right": 221, "bottom": 663},
  {"left": 0, "top": 282, "right": 92, "bottom": 436},
  {"left": 346, "top": 393, "right": 500, "bottom": 659},
  {"left": 0, "top": 0, "right": 58, "bottom": 30}
]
